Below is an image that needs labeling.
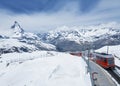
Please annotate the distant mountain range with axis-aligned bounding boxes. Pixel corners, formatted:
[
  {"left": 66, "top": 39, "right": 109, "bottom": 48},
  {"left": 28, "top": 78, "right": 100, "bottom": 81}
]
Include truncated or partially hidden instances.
[
  {"left": 0, "top": 21, "right": 120, "bottom": 54},
  {"left": 38, "top": 22, "right": 120, "bottom": 51}
]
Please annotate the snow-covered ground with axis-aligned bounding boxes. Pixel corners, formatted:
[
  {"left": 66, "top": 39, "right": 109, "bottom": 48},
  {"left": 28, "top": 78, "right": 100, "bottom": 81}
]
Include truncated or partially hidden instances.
[
  {"left": 96, "top": 45, "right": 120, "bottom": 67},
  {"left": 0, "top": 51, "right": 91, "bottom": 86},
  {"left": 0, "top": 39, "right": 36, "bottom": 49}
]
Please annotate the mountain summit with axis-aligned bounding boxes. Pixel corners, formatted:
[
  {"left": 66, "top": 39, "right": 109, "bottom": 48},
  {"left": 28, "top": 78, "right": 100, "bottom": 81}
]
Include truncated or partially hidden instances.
[{"left": 11, "top": 21, "right": 24, "bottom": 38}]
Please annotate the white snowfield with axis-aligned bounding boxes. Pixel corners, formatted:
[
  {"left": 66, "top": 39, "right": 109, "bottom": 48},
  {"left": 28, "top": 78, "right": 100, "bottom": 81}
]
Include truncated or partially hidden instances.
[
  {"left": 96, "top": 45, "right": 120, "bottom": 67},
  {"left": 0, "top": 51, "right": 91, "bottom": 86},
  {"left": 0, "top": 39, "right": 36, "bottom": 49},
  {"left": 0, "top": 38, "right": 56, "bottom": 51}
]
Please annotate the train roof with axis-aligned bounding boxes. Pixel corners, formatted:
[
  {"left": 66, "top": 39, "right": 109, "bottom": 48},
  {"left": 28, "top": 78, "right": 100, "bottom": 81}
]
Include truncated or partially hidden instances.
[{"left": 93, "top": 52, "right": 113, "bottom": 58}]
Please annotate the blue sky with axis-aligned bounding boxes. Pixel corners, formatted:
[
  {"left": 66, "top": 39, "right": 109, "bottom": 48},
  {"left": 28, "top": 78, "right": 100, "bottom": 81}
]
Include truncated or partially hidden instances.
[
  {"left": 0, "top": 0, "right": 99, "bottom": 14},
  {"left": 0, "top": 0, "right": 120, "bottom": 32}
]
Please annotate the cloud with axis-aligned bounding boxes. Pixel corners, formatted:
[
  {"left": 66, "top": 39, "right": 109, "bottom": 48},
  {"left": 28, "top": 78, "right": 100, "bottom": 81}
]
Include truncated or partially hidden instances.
[{"left": 0, "top": 0, "right": 120, "bottom": 33}]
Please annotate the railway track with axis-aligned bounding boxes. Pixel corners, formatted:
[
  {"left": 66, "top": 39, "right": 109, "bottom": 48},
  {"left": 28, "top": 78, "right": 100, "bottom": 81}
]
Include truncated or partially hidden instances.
[
  {"left": 116, "top": 65, "right": 120, "bottom": 70},
  {"left": 107, "top": 68, "right": 120, "bottom": 84}
]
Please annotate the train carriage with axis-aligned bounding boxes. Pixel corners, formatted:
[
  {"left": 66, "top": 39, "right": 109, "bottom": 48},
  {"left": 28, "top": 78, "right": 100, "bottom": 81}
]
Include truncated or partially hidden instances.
[
  {"left": 92, "top": 52, "right": 115, "bottom": 69},
  {"left": 70, "top": 51, "right": 115, "bottom": 69}
]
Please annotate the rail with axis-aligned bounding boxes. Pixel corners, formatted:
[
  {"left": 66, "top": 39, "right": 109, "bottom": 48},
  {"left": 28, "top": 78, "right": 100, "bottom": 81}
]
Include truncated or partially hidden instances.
[{"left": 107, "top": 69, "right": 120, "bottom": 84}]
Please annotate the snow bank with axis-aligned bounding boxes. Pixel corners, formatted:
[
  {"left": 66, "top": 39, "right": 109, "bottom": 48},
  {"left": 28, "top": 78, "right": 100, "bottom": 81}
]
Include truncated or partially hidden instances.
[{"left": 0, "top": 51, "right": 91, "bottom": 86}]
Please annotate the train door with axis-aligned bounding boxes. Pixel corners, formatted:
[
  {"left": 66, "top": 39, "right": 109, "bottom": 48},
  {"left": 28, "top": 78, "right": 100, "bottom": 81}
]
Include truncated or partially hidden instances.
[
  {"left": 102, "top": 58, "right": 108, "bottom": 68},
  {"left": 107, "top": 58, "right": 115, "bottom": 68}
]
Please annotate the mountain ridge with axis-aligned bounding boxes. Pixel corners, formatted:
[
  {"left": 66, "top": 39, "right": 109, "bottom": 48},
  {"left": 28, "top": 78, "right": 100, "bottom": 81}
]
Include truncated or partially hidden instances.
[
  {"left": 38, "top": 22, "right": 120, "bottom": 51},
  {"left": 0, "top": 21, "right": 56, "bottom": 54},
  {"left": 0, "top": 21, "right": 120, "bottom": 53}
]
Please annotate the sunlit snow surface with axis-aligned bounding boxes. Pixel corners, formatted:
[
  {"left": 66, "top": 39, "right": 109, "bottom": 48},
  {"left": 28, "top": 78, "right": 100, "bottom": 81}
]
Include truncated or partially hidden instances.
[
  {"left": 0, "top": 39, "right": 36, "bottom": 49},
  {"left": 0, "top": 51, "right": 91, "bottom": 86}
]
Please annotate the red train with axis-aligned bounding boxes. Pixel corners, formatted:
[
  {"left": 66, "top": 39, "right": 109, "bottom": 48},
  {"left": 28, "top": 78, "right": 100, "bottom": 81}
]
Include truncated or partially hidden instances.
[
  {"left": 91, "top": 52, "right": 115, "bottom": 69},
  {"left": 70, "top": 51, "right": 115, "bottom": 69}
]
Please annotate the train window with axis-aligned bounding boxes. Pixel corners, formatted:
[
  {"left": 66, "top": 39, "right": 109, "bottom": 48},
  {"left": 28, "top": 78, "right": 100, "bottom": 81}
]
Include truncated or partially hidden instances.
[
  {"left": 108, "top": 58, "right": 114, "bottom": 64},
  {"left": 97, "top": 56, "right": 101, "bottom": 60},
  {"left": 104, "top": 59, "right": 107, "bottom": 62}
]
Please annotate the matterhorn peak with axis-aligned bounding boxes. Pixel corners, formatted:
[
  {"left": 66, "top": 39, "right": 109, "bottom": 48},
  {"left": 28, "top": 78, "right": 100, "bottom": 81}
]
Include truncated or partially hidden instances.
[
  {"left": 11, "top": 21, "right": 24, "bottom": 33},
  {"left": 11, "top": 21, "right": 24, "bottom": 38}
]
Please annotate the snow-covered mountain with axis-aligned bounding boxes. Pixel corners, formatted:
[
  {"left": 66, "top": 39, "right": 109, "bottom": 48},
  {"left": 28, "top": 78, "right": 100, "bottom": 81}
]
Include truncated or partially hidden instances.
[
  {"left": 0, "top": 21, "right": 56, "bottom": 54},
  {"left": 1, "top": 21, "right": 120, "bottom": 53},
  {"left": 39, "top": 22, "right": 120, "bottom": 51},
  {"left": 11, "top": 21, "right": 24, "bottom": 38},
  {"left": 0, "top": 39, "right": 38, "bottom": 54}
]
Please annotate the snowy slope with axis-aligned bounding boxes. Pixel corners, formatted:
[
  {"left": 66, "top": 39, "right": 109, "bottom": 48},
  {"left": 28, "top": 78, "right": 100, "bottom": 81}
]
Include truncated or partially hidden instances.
[
  {"left": 0, "top": 39, "right": 37, "bottom": 53},
  {"left": 0, "top": 51, "right": 91, "bottom": 86},
  {"left": 0, "top": 39, "right": 35, "bottom": 49}
]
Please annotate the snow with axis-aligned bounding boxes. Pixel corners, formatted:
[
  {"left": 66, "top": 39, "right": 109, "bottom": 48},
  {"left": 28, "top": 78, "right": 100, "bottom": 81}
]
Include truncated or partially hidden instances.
[
  {"left": 0, "top": 51, "right": 91, "bottom": 86},
  {"left": 42, "top": 22, "right": 120, "bottom": 43},
  {"left": 0, "top": 39, "right": 36, "bottom": 50},
  {"left": 23, "top": 32, "right": 39, "bottom": 39},
  {"left": 0, "top": 35, "right": 56, "bottom": 51},
  {"left": 10, "top": 21, "right": 24, "bottom": 38},
  {"left": 38, "top": 41, "right": 56, "bottom": 50}
]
